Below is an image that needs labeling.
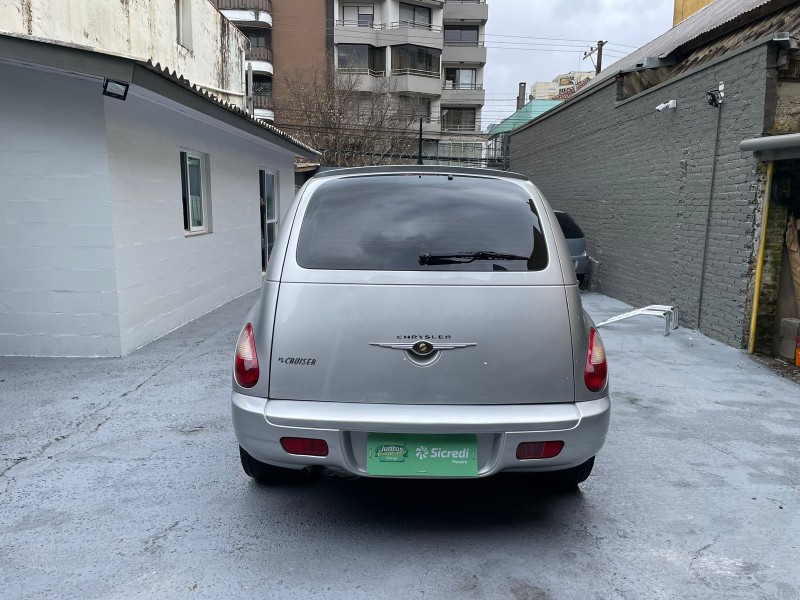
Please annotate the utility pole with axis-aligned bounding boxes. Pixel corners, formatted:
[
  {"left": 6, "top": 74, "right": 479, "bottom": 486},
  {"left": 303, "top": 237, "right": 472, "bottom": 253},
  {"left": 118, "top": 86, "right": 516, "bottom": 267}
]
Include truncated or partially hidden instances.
[
  {"left": 596, "top": 40, "right": 605, "bottom": 75},
  {"left": 417, "top": 118, "right": 423, "bottom": 165},
  {"left": 583, "top": 41, "right": 607, "bottom": 75}
]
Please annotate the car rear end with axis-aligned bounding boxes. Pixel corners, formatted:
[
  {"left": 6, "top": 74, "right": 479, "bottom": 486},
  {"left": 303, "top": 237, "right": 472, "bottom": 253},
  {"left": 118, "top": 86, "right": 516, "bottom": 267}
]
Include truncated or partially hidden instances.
[{"left": 231, "top": 167, "right": 610, "bottom": 482}]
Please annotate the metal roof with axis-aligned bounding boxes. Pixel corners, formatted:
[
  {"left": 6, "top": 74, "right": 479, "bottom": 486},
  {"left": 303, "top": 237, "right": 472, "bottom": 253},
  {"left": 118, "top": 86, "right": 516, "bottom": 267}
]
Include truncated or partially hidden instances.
[
  {"left": 0, "top": 32, "right": 319, "bottom": 159},
  {"left": 580, "top": 0, "right": 794, "bottom": 95},
  {"left": 139, "top": 60, "right": 319, "bottom": 157}
]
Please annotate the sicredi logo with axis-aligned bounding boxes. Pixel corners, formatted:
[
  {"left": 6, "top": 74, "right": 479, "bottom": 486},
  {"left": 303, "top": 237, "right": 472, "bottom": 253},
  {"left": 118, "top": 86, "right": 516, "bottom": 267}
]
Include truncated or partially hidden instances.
[{"left": 416, "top": 446, "right": 470, "bottom": 460}]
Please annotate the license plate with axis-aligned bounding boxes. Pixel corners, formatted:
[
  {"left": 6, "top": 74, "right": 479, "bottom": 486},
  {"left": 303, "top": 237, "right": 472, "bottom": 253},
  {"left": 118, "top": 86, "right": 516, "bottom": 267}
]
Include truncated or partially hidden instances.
[{"left": 366, "top": 433, "right": 478, "bottom": 477}]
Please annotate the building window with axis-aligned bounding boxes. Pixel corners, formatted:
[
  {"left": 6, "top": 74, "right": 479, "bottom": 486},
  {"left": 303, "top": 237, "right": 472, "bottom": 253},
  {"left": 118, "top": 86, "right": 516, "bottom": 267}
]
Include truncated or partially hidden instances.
[
  {"left": 252, "top": 74, "right": 272, "bottom": 96},
  {"left": 176, "top": 0, "right": 193, "bottom": 50},
  {"left": 338, "top": 44, "right": 386, "bottom": 75},
  {"left": 441, "top": 107, "right": 476, "bottom": 131},
  {"left": 400, "top": 95, "right": 431, "bottom": 122},
  {"left": 391, "top": 45, "right": 441, "bottom": 78},
  {"left": 342, "top": 4, "right": 375, "bottom": 27},
  {"left": 180, "top": 151, "right": 209, "bottom": 233},
  {"left": 444, "top": 67, "right": 477, "bottom": 89},
  {"left": 260, "top": 169, "right": 278, "bottom": 269},
  {"left": 239, "top": 26, "right": 272, "bottom": 48},
  {"left": 444, "top": 26, "right": 479, "bottom": 46},
  {"left": 399, "top": 2, "right": 432, "bottom": 28}
]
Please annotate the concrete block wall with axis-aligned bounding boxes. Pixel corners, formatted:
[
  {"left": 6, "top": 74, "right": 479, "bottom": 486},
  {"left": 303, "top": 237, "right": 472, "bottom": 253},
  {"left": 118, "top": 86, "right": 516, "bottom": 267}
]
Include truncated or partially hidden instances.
[
  {"left": 510, "top": 45, "right": 770, "bottom": 347},
  {"left": 0, "top": 63, "right": 122, "bottom": 356},
  {"left": 104, "top": 90, "right": 296, "bottom": 355}
]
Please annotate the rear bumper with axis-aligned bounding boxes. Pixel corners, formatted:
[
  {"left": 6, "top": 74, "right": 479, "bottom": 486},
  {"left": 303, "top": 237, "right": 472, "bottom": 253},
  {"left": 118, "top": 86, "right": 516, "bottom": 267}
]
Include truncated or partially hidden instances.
[{"left": 232, "top": 394, "right": 610, "bottom": 477}]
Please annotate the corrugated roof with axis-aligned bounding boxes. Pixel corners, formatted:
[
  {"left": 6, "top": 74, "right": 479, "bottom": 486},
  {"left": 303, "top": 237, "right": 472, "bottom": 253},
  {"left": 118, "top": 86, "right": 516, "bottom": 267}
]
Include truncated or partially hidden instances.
[
  {"left": 580, "top": 0, "right": 794, "bottom": 95},
  {"left": 139, "top": 60, "right": 319, "bottom": 156}
]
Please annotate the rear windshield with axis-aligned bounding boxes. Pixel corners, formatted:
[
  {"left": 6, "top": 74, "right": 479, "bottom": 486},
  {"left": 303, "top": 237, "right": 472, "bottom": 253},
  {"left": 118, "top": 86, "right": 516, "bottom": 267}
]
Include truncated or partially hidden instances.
[
  {"left": 554, "top": 211, "right": 584, "bottom": 239},
  {"left": 296, "top": 174, "right": 549, "bottom": 271}
]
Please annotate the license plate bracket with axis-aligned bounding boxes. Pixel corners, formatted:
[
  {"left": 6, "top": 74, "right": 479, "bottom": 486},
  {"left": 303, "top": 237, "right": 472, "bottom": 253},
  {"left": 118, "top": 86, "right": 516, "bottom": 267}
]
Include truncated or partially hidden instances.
[{"left": 366, "top": 433, "right": 478, "bottom": 477}]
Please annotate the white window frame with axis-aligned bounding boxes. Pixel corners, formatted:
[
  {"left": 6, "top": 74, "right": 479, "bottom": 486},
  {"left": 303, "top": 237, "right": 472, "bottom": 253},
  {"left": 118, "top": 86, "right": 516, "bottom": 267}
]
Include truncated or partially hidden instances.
[
  {"left": 260, "top": 168, "right": 279, "bottom": 265},
  {"left": 176, "top": 0, "right": 193, "bottom": 50},
  {"left": 180, "top": 150, "right": 211, "bottom": 235}
]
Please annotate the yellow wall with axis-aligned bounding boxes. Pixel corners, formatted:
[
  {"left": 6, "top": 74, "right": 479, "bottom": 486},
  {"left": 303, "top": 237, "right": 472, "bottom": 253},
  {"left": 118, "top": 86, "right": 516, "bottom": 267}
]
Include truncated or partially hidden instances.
[{"left": 673, "top": 0, "right": 717, "bottom": 25}]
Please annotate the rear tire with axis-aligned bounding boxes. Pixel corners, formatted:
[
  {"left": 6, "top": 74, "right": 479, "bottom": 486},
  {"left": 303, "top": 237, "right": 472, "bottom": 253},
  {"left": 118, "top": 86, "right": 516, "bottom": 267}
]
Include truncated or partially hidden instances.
[
  {"left": 239, "top": 446, "right": 305, "bottom": 484},
  {"left": 577, "top": 273, "right": 586, "bottom": 287},
  {"left": 549, "top": 456, "right": 595, "bottom": 489}
]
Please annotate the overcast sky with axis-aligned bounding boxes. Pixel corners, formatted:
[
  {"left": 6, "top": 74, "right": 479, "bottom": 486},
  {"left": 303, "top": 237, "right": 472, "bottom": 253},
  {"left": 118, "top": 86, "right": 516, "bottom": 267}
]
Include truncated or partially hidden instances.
[{"left": 483, "top": 0, "right": 675, "bottom": 126}]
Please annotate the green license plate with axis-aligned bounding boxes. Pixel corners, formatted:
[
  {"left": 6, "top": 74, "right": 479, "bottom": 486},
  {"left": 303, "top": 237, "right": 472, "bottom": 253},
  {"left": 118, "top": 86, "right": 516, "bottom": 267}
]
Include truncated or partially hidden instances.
[{"left": 366, "top": 433, "right": 478, "bottom": 477}]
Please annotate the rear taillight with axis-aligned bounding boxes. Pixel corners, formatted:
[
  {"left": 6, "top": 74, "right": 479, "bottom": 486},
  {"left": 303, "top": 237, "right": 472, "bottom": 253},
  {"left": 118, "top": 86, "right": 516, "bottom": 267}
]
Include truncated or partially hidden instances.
[
  {"left": 234, "top": 323, "right": 259, "bottom": 388},
  {"left": 281, "top": 437, "right": 329, "bottom": 457},
  {"left": 584, "top": 327, "right": 607, "bottom": 392},
  {"left": 516, "top": 441, "right": 564, "bottom": 460}
]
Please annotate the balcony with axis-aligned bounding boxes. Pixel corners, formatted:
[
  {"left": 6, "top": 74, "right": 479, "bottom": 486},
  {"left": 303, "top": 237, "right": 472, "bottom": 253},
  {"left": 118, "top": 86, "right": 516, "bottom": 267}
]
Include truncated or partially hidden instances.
[
  {"left": 247, "top": 46, "right": 273, "bottom": 62},
  {"left": 215, "top": 0, "right": 271, "bottom": 10},
  {"left": 440, "top": 83, "right": 484, "bottom": 105},
  {"left": 443, "top": 0, "right": 488, "bottom": 23},
  {"left": 334, "top": 20, "right": 383, "bottom": 46},
  {"left": 442, "top": 42, "right": 486, "bottom": 64},
  {"left": 252, "top": 93, "right": 274, "bottom": 110},
  {"left": 379, "top": 22, "right": 443, "bottom": 48},
  {"left": 216, "top": 0, "right": 272, "bottom": 27},
  {"left": 390, "top": 70, "right": 443, "bottom": 95},
  {"left": 336, "top": 68, "right": 388, "bottom": 92}
]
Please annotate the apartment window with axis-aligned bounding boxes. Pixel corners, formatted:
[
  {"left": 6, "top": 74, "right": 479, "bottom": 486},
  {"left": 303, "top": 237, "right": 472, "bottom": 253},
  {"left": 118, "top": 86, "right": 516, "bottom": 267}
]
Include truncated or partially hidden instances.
[
  {"left": 342, "top": 4, "right": 375, "bottom": 27},
  {"left": 338, "top": 44, "right": 385, "bottom": 75},
  {"left": 175, "top": 0, "right": 192, "bottom": 50},
  {"left": 399, "top": 2, "right": 431, "bottom": 28},
  {"left": 240, "top": 26, "right": 272, "bottom": 48},
  {"left": 444, "top": 67, "right": 477, "bottom": 89},
  {"left": 391, "top": 45, "right": 440, "bottom": 77},
  {"left": 180, "top": 151, "right": 209, "bottom": 233},
  {"left": 252, "top": 74, "right": 272, "bottom": 96},
  {"left": 400, "top": 95, "right": 431, "bottom": 121},
  {"left": 441, "top": 107, "right": 476, "bottom": 131},
  {"left": 444, "top": 26, "right": 479, "bottom": 46},
  {"left": 260, "top": 169, "right": 278, "bottom": 268}
]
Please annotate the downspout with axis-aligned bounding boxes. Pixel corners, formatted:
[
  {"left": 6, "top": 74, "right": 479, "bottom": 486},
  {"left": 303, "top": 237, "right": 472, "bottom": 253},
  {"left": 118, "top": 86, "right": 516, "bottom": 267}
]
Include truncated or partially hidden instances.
[{"left": 748, "top": 161, "right": 775, "bottom": 354}]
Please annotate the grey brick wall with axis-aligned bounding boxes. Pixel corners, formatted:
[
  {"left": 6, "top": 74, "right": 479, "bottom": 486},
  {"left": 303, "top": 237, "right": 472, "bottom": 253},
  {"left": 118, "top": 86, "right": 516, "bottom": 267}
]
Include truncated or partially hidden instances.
[{"left": 510, "top": 45, "right": 770, "bottom": 347}]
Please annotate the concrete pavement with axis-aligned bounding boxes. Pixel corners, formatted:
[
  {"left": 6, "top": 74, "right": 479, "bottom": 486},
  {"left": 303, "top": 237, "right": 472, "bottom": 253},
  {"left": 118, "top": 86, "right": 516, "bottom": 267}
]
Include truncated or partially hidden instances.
[{"left": 0, "top": 291, "right": 798, "bottom": 599}]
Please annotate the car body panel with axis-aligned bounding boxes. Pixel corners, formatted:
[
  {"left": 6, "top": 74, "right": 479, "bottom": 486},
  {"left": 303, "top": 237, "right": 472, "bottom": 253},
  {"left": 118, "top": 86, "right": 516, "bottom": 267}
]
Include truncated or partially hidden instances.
[
  {"left": 232, "top": 392, "right": 610, "bottom": 476},
  {"left": 269, "top": 282, "right": 575, "bottom": 405}
]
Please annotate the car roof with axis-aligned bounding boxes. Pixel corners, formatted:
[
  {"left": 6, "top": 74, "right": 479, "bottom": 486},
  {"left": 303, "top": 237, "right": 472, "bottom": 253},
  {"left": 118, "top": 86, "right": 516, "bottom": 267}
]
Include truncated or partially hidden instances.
[{"left": 311, "top": 165, "right": 529, "bottom": 181}]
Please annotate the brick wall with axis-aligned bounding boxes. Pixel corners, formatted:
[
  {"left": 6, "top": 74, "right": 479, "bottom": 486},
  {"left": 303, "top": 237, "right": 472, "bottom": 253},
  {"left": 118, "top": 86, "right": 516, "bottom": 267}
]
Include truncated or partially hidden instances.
[{"left": 510, "top": 44, "right": 771, "bottom": 347}]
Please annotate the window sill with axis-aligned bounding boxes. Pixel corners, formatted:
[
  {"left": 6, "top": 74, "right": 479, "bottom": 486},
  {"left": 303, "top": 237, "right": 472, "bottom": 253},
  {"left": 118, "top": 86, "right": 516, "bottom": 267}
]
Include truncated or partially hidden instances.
[{"left": 185, "top": 230, "right": 212, "bottom": 238}]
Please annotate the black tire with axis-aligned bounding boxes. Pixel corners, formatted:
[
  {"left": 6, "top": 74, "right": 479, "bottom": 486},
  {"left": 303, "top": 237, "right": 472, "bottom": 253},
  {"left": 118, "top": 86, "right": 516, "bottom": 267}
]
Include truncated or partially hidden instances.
[
  {"left": 549, "top": 456, "right": 595, "bottom": 489},
  {"left": 577, "top": 273, "right": 587, "bottom": 287},
  {"left": 239, "top": 446, "right": 305, "bottom": 484}
]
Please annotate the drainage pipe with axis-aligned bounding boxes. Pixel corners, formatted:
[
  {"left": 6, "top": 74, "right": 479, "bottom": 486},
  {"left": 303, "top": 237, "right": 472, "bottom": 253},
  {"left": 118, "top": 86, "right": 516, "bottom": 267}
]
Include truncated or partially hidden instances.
[{"left": 748, "top": 161, "right": 775, "bottom": 354}]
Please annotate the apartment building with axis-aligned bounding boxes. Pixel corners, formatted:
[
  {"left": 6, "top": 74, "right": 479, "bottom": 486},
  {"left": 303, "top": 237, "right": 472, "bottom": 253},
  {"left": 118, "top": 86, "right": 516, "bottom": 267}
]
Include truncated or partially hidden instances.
[
  {"left": 332, "top": 0, "right": 489, "bottom": 164},
  {"left": 213, "top": 0, "right": 277, "bottom": 121}
]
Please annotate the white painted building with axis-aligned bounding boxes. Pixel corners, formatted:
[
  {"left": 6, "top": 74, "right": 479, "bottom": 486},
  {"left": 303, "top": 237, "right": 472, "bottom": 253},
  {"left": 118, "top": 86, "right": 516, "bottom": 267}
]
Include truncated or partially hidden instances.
[{"left": 0, "top": 6, "right": 317, "bottom": 357}]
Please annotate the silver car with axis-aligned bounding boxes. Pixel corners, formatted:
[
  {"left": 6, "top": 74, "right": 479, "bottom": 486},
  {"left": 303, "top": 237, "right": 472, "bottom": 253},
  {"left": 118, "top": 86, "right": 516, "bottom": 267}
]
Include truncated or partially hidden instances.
[{"left": 231, "top": 166, "right": 610, "bottom": 487}]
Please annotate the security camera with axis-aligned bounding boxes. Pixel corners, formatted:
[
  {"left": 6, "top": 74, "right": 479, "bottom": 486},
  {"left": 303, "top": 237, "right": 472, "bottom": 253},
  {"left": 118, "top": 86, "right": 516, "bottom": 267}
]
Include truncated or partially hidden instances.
[{"left": 655, "top": 100, "right": 678, "bottom": 112}]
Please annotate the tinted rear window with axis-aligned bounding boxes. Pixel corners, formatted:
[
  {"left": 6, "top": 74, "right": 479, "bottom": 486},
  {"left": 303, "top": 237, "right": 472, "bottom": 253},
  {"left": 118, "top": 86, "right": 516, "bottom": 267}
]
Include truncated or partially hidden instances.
[
  {"left": 554, "top": 211, "right": 584, "bottom": 239},
  {"left": 296, "top": 175, "right": 548, "bottom": 271}
]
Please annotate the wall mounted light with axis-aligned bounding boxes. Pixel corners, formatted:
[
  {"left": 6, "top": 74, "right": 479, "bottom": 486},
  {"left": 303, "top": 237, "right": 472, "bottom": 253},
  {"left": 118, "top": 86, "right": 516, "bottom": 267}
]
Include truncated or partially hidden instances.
[{"left": 102, "top": 79, "right": 129, "bottom": 101}]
